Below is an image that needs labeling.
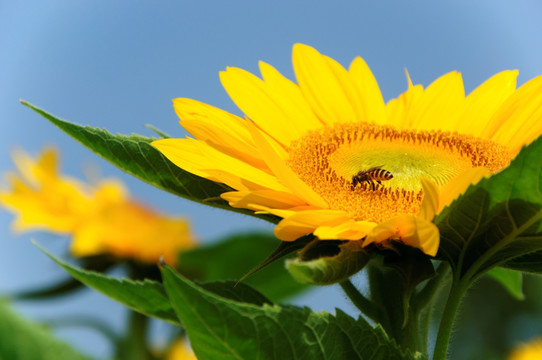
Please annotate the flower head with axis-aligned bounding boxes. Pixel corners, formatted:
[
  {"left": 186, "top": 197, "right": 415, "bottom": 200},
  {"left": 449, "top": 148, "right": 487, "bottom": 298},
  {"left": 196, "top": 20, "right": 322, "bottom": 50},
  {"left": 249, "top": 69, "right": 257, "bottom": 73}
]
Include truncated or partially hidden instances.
[
  {"left": 0, "top": 147, "right": 196, "bottom": 265},
  {"left": 152, "top": 44, "right": 542, "bottom": 257}
]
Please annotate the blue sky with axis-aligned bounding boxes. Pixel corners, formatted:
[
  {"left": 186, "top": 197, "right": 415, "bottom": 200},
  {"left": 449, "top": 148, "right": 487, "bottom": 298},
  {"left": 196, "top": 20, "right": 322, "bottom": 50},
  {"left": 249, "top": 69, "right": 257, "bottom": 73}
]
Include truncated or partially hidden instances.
[{"left": 2, "top": 1, "right": 542, "bottom": 357}]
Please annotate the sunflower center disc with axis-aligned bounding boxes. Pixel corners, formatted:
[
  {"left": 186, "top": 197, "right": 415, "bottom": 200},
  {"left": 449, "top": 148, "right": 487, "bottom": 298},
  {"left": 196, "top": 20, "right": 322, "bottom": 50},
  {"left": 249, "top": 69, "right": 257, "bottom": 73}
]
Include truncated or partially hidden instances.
[{"left": 287, "top": 122, "right": 511, "bottom": 223}]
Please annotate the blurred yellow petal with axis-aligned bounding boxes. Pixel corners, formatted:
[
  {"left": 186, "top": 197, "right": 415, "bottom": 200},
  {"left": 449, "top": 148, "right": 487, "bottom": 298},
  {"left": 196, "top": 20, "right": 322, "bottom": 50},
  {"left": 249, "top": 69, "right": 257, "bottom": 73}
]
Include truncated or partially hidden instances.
[
  {"left": 509, "top": 337, "right": 542, "bottom": 360},
  {"left": 166, "top": 338, "right": 197, "bottom": 360},
  {"left": 1, "top": 148, "right": 196, "bottom": 266},
  {"left": 72, "top": 201, "right": 195, "bottom": 265},
  {"left": 0, "top": 148, "right": 97, "bottom": 233}
]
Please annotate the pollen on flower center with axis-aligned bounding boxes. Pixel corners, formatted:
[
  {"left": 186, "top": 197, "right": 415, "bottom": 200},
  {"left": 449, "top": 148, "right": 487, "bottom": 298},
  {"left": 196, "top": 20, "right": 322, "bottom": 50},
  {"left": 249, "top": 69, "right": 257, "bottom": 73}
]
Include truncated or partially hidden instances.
[{"left": 287, "top": 122, "right": 512, "bottom": 223}]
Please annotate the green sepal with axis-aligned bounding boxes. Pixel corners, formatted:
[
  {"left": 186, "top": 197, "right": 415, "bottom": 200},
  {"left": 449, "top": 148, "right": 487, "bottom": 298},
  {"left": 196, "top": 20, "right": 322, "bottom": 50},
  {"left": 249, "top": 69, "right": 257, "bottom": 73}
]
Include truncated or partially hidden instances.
[
  {"left": 436, "top": 134, "right": 542, "bottom": 279},
  {"left": 379, "top": 243, "right": 436, "bottom": 328},
  {"left": 160, "top": 264, "right": 423, "bottom": 360},
  {"left": 485, "top": 267, "right": 524, "bottom": 300},
  {"left": 287, "top": 241, "right": 371, "bottom": 285},
  {"left": 178, "top": 232, "right": 311, "bottom": 301},
  {"left": 232, "top": 233, "right": 313, "bottom": 283},
  {"left": 0, "top": 300, "right": 88, "bottom": 360},
  {"left": 21, "top": 101, "right": 278, "bottom": 224},
  {"left": 381, "top": 243, "right": 436, "bottom": 287}
]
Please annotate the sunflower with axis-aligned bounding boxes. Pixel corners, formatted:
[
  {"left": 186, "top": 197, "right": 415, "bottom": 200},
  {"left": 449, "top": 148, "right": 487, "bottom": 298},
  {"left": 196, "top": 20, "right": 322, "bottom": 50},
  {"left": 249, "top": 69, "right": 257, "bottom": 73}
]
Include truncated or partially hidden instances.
[
  {"left": 152, "top": 44, "right": 542, "bottom": 257},
  {"left": 0, "top": 147, "right": 196, "bottom": 265},
  {"left": 509, "top": 337, "right": 542, "bottom": 360}
]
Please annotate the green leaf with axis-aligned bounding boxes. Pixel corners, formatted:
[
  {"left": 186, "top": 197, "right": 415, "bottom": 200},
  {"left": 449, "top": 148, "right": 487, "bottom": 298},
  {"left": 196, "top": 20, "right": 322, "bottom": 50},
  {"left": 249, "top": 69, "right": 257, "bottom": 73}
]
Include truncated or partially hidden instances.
[
  {"left": 485, "top": 267, "right": 524, "bottom": 300},
  {"left": 287, "top": 242, "right": 370, "bottom": 285},
  {"left": 199, "top": 281, "right": 272, "bottom": 306},
  {"left": 178, "top": 233, "right": 311, "bottom": 301},
  {"left": 160, "top": 265, "right": 422, "bottom": 360},
  {"left": 144, "top": 124, "right": 171, "bottom": 138},
  {"left": 35, "top": 243, "right": 179, "bottom": 325},
  {"left": 436, "top": 135, "right": 542, "bottom": 278},
  {"left": 11, "top": 255, "right": 115, "bottom": 300},
  {"left": 21, "top": 101, "right": 277, "bottom": 223},
  {"left": 0, "top": 300, "right": 87, "bottom": 360},
  {"left": 11, "top": 277, "right": 84, "bottom": 300},
  {"left": 497, "top": 249, "right": 542, "bottom": 274}
]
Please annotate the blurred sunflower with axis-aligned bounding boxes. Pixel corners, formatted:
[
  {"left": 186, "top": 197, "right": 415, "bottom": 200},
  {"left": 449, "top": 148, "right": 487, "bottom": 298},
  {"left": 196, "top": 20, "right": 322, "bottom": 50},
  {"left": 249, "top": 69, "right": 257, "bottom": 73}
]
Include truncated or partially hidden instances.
[
  {"left": 509, "top": 337, "right": 542, "bottom": 360},
  {"left": 0, "top": 147, "right": 196, "bottom": 265},
  {"left": 152, "top": 44, "right": 542, "bottom": 257},
  {"left": 166, "top": 337, "right": 197, "bottom": 360}
]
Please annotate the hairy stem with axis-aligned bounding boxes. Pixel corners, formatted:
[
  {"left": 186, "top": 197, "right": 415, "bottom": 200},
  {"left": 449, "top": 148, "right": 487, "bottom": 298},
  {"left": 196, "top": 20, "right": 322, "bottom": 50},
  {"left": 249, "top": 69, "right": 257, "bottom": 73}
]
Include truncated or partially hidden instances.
[
  {"left": 432, "top": 278, "right": 469, "bottom": 360},
  {"left": 339, "top": 279, "right": 381, "bottom": 322}
]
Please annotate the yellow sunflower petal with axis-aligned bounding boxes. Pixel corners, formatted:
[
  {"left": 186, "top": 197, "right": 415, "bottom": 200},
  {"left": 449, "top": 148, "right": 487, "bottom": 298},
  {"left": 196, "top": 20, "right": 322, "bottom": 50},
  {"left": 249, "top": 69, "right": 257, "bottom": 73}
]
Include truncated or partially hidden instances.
[
  {"left": 152, "top": 45, "right": 542, "bottom": 259},
  {"left": 220, "top": 66, "right": 303, "bottom": 146},
  {"left": 386, "top": 81, "right": 424, "bottom": 128},
  {"left": 259, "top": 61, "right": 324, "bottom": 131},
  {"left": 418, "top": 178, "right": 439, "bottom": 221},
  {"left": 456, "top": 70, "right": 518, "bottom": 137},
  {"left": 364, "top": 214, "right": 440, "bottom": 256},
  {"left": 151, "top": 138, "right": 288, "bottom": 192},
  {"left": 292, "top": 43, "right": 362, "bottom": 125},
  {"left": 172, "top": 98, "right": 267, "bottom": 169},
  {"left": 410, "top": 71, "right": 465, "bottom": 132},
  {"left": 438, "top": 167, "right": 490, "bottom": 212},
  {"left": 220, "top": 189, "right": 306, "bottom": 211},
  {"left": 314, "top": 220, "right": 377, "bottom": 241},
  {"left": 348, "top": 56, "right": 387, "bottom": 124},
  {"left": 246, "top": 122, "right": 329, "bottom": 208},
  {"left": 274, "top": 209, "right": 351, "bottom": 241},
  {"left": 488, "top": 75, "right": 542, "bottom": 153}
]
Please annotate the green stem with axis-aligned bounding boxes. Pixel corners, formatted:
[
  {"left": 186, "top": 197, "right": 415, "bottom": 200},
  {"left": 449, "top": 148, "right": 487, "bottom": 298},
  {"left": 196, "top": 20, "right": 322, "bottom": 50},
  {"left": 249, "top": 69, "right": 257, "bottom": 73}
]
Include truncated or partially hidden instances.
[
  {"left": 117, "top": 310, "right": 151, "bottom": 360},
  {"left": 339, "top": 279, "right": 381, "bottom": 322},
  {"left": 411, "top": 263, "right": 450, "bottom": 356},
  {"left": 416, "top": 263, "right": 450, "bottom": 310},
  {"left": 432, "top": 278, "right": 469, "bottom": 360},
  {"left": 400, "top": 306, "right": 422, "bottom": 353}
]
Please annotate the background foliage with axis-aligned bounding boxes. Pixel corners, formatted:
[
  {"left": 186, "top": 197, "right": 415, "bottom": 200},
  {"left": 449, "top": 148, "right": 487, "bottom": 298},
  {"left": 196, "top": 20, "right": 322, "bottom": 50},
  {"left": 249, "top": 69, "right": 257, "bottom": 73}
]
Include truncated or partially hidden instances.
[{"left": 3, "top": 1, "right": 542, "bottom": 358}]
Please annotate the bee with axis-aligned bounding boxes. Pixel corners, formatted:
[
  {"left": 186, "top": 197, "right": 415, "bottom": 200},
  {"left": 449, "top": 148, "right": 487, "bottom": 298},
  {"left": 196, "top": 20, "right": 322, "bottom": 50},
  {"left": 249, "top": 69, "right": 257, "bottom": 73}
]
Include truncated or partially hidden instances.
[{"left": 352, "top": 166, "right": 393, "bottom": 191}]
